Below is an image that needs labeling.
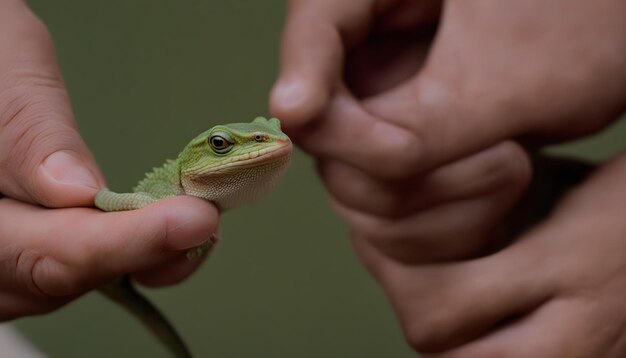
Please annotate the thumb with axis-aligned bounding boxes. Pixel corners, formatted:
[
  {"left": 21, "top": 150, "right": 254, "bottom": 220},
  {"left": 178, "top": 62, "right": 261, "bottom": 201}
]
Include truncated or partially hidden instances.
[
  {"left": 0, "top": 89, "right": 105, "bottom": 208},
  {"left": 270, "top": 0, "right": 373, "bottom": 128},
  {"left": 0, "top": 2, "right": 104, "bottom": 207}
]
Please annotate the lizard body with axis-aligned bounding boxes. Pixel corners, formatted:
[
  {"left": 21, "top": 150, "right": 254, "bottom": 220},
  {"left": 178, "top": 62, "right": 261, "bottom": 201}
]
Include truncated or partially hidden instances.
[{"left": 95, "top": 116, "right": 292, "bottom": 357}]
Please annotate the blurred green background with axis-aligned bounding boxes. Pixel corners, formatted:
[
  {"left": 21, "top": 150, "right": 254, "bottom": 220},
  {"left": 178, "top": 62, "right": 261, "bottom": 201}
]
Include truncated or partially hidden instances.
[{"left": 14, "top": 1, "right": 626, "bottom": 357}]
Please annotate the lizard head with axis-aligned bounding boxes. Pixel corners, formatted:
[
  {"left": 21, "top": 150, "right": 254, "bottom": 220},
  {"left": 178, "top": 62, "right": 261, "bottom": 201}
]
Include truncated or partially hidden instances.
[{"left": 177, "top": 116, "right": 292, "bottom": 210}]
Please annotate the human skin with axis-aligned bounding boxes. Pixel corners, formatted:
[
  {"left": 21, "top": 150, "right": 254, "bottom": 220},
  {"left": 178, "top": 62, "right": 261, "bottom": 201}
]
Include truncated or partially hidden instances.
[
  {"left": 0, "top": 0, "right": 217, "bottom": 320},
  {"left": 354, "top": 154, "right": 626, "bottom": 357},
  {"left": 271, "top": 0, "right": 626, "bottom": 355}
]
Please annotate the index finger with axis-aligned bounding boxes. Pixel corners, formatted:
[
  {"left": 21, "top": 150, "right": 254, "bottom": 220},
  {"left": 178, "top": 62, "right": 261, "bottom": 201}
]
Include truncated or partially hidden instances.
[
  {"left": 0, "top": 196, "right": 218, "bottom": 297},
  {"left": 270, "top": 0, "right": 375, "bottom": 127}
]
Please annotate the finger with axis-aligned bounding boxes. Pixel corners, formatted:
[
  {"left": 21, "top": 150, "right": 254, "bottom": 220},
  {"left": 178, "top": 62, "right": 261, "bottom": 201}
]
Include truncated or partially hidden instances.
[
  {"left": 133, "top": 234, "right": 219, "bottom": 288},
  {"left": 0, "top": 2, "right": 104, "bottom": 207},
  {"left": 336, "top": 182, "right": 524, "bottom": 263},
  {"left": 288, "top": 87, "right": 422, "bottom": 178},
  {"left": 132, "top": 252, "right": 206, "bottom": 288},
  {"left": 0, "top": 196, "right": 218, "bottom": 296},
  {"left": 0, "top": 291, "right": 71, "bottom": 321},
  {"left": 319, "top": 141, "right": 531, "bottom": 218},
  {"left": 270, "top": 0, "right": 374, "bottom": 126},
  {"left": 374, "top": 0, "right": 442, "bottom": 32},
  {"left": 352, "top": 236, "right": 556, "bottom": 353},
  {"left": 433, "top": 299, "right": 616, "bottom": 358},
  {"left": 276, "top": 69, "right": 514, "bottom": 180}
]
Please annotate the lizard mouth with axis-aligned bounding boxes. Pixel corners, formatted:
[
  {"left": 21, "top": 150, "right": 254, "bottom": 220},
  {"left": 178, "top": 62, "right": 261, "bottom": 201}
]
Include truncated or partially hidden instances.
[{"left": 198, "top": 141, "right": 292, "bottom": 175}]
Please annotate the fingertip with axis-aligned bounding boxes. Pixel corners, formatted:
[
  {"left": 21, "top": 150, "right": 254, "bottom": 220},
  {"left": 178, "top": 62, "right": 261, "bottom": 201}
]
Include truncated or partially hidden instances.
[
  {"left": 270, "top": 78, "right": 330, "bottom": 128},
  {"left": 154, "top": 195, "right": 219, "bottom": 252},
  {"left": 272, "top": 1, "right": 350, "bottom": 128}
]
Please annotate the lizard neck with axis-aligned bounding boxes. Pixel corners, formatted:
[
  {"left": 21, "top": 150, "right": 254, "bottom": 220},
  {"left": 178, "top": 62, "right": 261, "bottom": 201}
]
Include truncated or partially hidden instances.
[{"left": 133, "top": 159, "right": 183, "bottom": 198}]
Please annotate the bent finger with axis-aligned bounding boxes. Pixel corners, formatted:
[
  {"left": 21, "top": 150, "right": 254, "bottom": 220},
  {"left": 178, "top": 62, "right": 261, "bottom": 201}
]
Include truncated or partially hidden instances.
[
  {"left": 432, "top": 298, "right": 616, "bottom": 358},
  {"left": 320, "top": 140, "right": 531, "bottom": 218},
  {"left": 133, "top": 235, "right": 219, "bottom": 288},
  {"left": 289, "top": 87, "right": 422, "bottom": 179},
  {"left": 352, "top": 236, "right": 556, "bottom": 353},
  {"left": 337, "top": 181, "right": 525, "bottom": 263}
]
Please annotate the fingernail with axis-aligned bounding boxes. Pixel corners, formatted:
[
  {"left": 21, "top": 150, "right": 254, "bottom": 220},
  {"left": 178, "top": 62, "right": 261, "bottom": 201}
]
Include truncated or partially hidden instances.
[{"left": 41, "top": 151, "right": 99, "bottom": 189}]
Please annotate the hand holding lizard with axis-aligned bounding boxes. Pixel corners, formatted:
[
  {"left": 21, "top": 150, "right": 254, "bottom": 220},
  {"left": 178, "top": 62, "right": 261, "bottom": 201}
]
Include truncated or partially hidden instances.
[{"left": 0, "top": 0, "right": 217, "bottom": 320}]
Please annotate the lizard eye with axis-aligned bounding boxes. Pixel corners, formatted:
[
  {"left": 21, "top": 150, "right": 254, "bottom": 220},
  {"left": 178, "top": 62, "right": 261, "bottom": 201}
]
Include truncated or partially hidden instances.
[
  {"left": 209, "top": 135, "right": 233, "bottom": 153},
  {"left": 254, "top": 133, "right": 266, "bottom": 142}
]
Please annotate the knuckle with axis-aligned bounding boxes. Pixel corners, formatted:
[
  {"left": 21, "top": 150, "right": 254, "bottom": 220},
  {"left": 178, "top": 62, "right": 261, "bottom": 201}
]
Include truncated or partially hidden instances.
[
  {"left": 0, "top": 81, "right": 68, "bottom": 151},
  {"left": 20, "top": 250, "right": 69, "bottom": 297},
  {"left": 342, "top": 209, "right": 391, "bottom": 242},
  {"left": 336, "top": 204, "right": 448, "bottom": 263},
  {"left": 0, "top": 64, "right": 67, "bottom": 132},
  {"left": 319, "top": 161, "right": 407, "bottom": 218},
  {"left": 0, "top": 2, "right": 51, "bottom": 47},
  {"left": 499, "top": 142, "right": 532, "bottom": 188},
  {"left": 5, "top": 247, "right": 33, "bottom": 293},
  {"left": 341, "top": 213, "right": 424, "bottom": 263},
  {"left": 29, "top": 15, "right": 52, "bottom": 41},
  {"left": 404, "top": 309, "right": 460, "bottom": 353},
  {"left": 478, "top": 141, "right": 532, "bottom": 194},
  {"left": 0, "top": 73, "right": 66, "bottom": 128},
  {"left": 370, "top": 124, "right": 424, "bottom": 179},
  {"left": 3, "top": 243, "right": 74, "bottom": 302},
  {"left": 0, "top": 86, "right": 40, "bottom": 151},
  {"left": 0, "top": 81, "right": 77, "bottom": 202}
]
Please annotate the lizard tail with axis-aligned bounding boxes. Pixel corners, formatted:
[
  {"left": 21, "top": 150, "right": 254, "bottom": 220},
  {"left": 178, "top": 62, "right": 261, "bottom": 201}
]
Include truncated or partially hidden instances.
[{"left": 99, "top": 276, "right": 192, "bottom": 358}]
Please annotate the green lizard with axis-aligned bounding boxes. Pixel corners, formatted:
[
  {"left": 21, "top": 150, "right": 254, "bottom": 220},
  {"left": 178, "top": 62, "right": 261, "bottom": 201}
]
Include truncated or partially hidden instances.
[{"left": 94, "top": 116, "right": 292, "bottom": 358}]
